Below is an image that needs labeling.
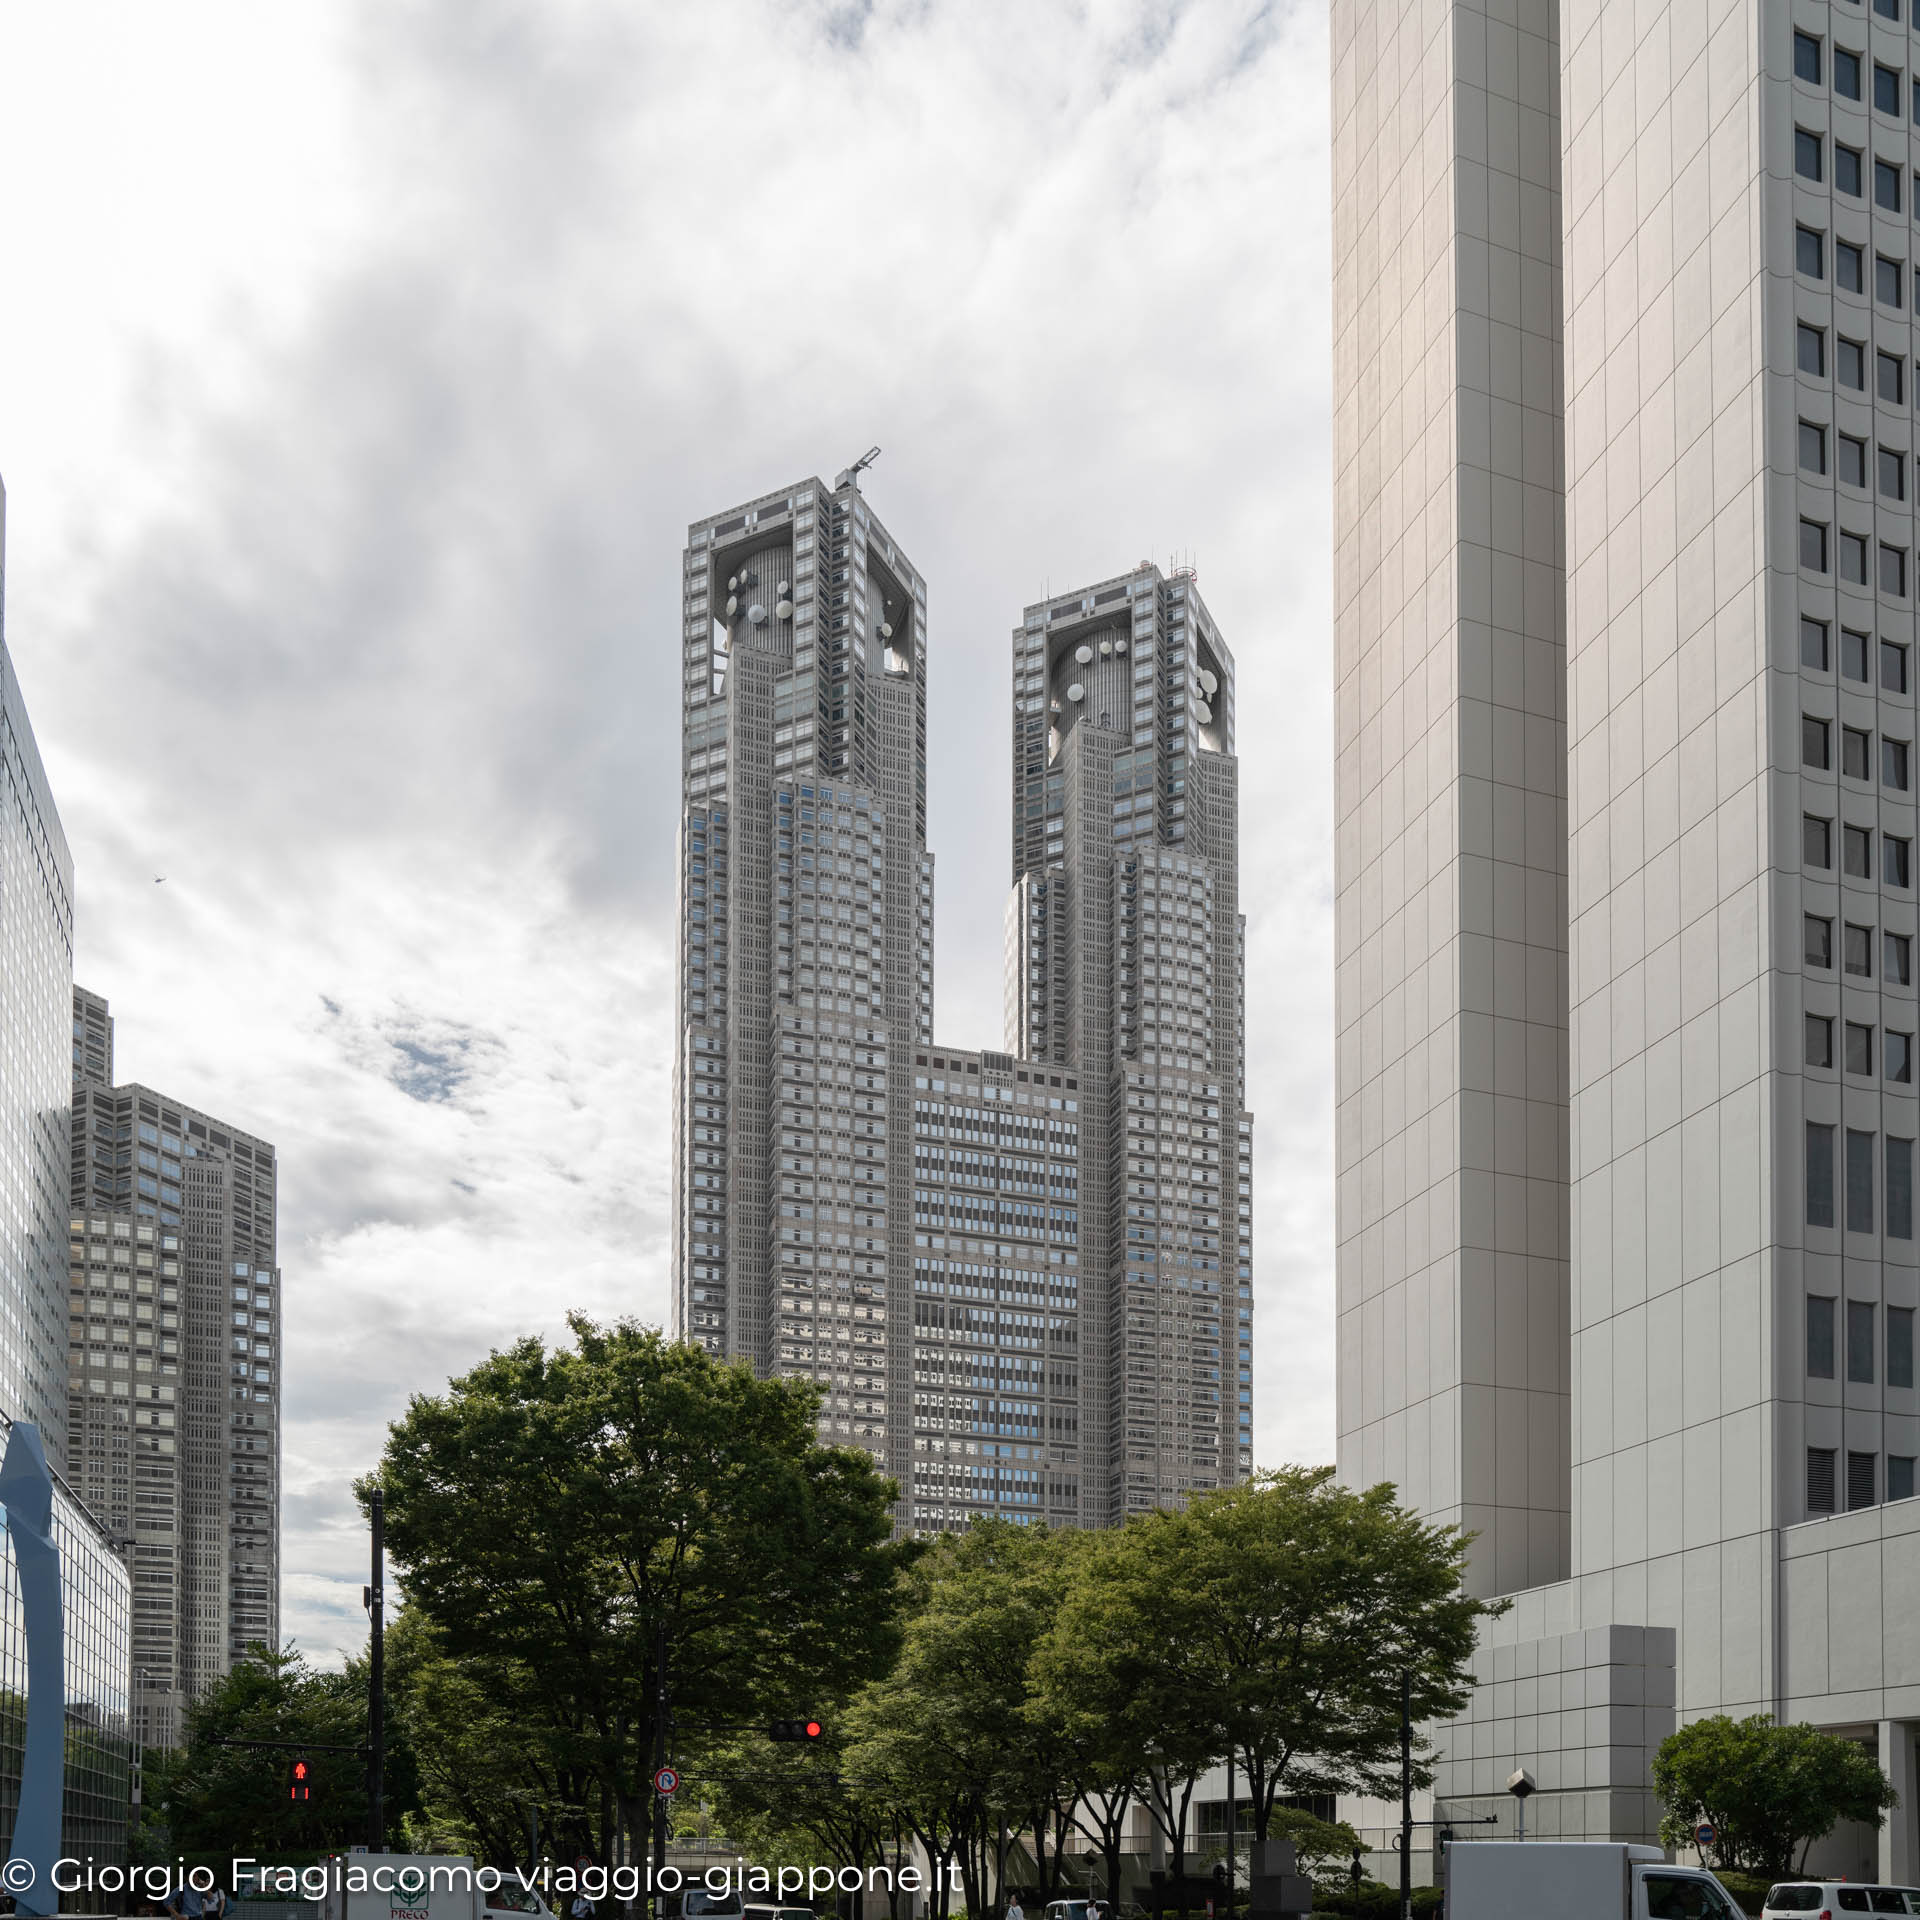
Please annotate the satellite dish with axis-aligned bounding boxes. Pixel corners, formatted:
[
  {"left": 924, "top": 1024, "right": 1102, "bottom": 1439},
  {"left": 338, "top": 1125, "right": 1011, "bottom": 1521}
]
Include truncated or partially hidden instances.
[
  {"left": 776, "top": 599, "right": 794, "bottom": 620},
  {"left": 727, "top": 575, "right": 739, "bottom": 591},
  {"left": 1116, "top": 639, "right": 1128, "bottom": 654},
  {"left": 1075, "top": 644, "right": 1093, "bottom": 664},
  {"left": 1200, "top": 669, "right": 1219, "bottom": 694},
  {"left": 726, "top": 596, "right": 738, "bottom": 616},
  {"left": 777, "top": 580, "right": 790, "bottom": 595},
  {"left": 1068, "top": 683, "right": 1085, "bottom": 702},
  {"left": 1196, "top": 702, "right": 1212, "bottom": 724},
  {"left": 1099, "top": 640, "right": 1112, "bottom": 655},
  {"left": 879, "top": 621, "right": 893, "bottom": 638},
  {"left": 749, "top": 604, "right": 768, "bottom": 625}
]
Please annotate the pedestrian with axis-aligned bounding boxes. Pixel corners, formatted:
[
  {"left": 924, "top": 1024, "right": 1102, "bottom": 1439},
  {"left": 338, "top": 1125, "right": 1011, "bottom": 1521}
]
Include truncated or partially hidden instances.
[
  {"left": 164, "top": 1881, "right": 204, "bottom": 1920},
  {"left": 1007, "top": 1896, "right": 1025, "bottom": 1920},
  {"left": 204, "top": 1883, "right": 228, "bottom": 1920},
  {"left": 569, "top": 1891, "right": 594, "bottom": 1920}
]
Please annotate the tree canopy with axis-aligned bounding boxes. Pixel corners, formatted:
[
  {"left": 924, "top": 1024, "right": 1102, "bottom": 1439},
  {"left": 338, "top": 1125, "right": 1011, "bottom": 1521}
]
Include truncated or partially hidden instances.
[
  {"left": 368, "top": 1316, "right": 913, "bottom": 1862},
  {"left": 1653, "top": 1714, "right": 1898, "bottom": 1875}
]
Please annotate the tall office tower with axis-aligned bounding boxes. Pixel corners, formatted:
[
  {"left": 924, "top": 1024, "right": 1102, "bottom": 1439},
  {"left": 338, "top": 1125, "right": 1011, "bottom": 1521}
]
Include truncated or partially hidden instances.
[
  {"left": 669, "top": 475, "right": 1254, "bottom": 1524},
  {"left": 0, "top": 480, "right": 135, "bottom": 1857},
  {"left": 1004, "top": 565, "right": 1254, "bottom": 1512},
  {"left": 0, "top": 483, "right": 80, "bottom": 1464},
  {"left": 670, "top": 472, "right": 932, "bottom": 1494},
  {"left": 1335, "top": 0, "right": 1920, "bottom": 1879},
  {"left": 69, "top": 988, "right": 280, "bottom": 1745}
]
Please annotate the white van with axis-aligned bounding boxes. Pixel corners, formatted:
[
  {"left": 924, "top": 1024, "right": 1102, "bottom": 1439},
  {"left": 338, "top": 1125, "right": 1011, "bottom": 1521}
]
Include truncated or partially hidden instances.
[{"left": 1762, "top": 1884, "right": 1920, "bottom": 1914}]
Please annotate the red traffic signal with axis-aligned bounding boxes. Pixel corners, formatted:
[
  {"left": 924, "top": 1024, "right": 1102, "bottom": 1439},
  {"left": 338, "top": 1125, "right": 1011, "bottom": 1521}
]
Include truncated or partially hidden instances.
[
  {"left": 769, "top": 1719, "right": 824, "bottom": 1742},
  {"left": 289, "top": 1757, "right": 312, "bottom": 1803}
]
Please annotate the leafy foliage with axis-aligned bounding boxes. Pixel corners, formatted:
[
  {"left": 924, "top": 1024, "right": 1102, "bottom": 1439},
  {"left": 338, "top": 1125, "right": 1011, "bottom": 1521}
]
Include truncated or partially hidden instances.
[
  {"left": 154, "top": 1642, "right": 418, "bottom": 1854},
  {"left": 371, "top": 1317, "right": 912, "bottom": 1862},
  {"left": 1653, "top": 1714, "right": 1898, "bottom": 1874}
]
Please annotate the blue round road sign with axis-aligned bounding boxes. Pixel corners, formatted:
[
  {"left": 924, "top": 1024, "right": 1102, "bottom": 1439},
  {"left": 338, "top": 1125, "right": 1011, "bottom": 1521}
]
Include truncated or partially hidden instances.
[{"left": 1694, "top": 1822, "right": 1715, "bottom": 1848}]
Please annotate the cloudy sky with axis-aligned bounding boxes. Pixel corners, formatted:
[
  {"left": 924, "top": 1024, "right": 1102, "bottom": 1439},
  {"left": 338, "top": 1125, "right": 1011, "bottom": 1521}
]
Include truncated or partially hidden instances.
[{"left": 0, "top": 0, "right": 1332, "bottom": 1662}]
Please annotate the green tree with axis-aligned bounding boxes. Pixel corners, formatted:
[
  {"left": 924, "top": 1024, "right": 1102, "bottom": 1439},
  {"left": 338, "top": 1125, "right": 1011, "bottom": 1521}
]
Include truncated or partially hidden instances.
[
  {"left": 1653, "top": 1714, "right": 1898, "bottom": 1875},
  {"left": 1036, "top": 1470, "right": 1493, "bottom": 1876},
  {"left": 157, "top": 1641, "right": 419, "bottom": 1855},
  {"left": 1267, "top": 1807, "right": 1366, "bottom": 1889},
  {"left": 370, "top": 1317, "right": 912, "bottom": 1867}
]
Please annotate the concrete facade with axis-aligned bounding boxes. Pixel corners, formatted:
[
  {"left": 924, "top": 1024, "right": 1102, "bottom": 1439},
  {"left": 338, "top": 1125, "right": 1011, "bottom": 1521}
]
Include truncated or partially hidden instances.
[
  {"left": 1333, "top": 0, "right": 1920, "bottom": 1883},
  {"left": 68, "top": 989, "right": 281, "bottom": 1747},
  {"left": 671, "top": 480, "right": 1252, "bottom": 1523}
]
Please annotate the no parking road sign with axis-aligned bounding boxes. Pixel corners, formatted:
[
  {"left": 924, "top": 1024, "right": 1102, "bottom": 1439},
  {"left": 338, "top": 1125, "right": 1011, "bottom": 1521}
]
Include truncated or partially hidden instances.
[
  {"left": 1695, "top": 1822, "right": 1716, "bottom": 1850},
  {"left": 654, "top": 1766, "right": 681, "bottom": 1796}
]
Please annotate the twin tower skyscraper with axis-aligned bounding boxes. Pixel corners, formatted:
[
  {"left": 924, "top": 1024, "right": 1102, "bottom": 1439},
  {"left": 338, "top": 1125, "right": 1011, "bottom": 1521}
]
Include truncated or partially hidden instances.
[{"left": 669, "top": 470, "right": 1253, "bottom": 1527}]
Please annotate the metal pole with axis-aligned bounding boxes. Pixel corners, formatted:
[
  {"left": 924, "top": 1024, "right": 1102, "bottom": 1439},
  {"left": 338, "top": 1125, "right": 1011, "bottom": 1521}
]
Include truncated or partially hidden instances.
[
  {"left": 653, "top": 1620, "right": 669, "bottom": 1911},
  {"left": 1399, "top": 1668, "right": 1412, "bottom": 1920},
  {"left": 1224, "top": 1752, "right": 1235, "bottom": 1920},
  {"left": 369, "top": 1487, "right": 385, "bottom": 1851}
]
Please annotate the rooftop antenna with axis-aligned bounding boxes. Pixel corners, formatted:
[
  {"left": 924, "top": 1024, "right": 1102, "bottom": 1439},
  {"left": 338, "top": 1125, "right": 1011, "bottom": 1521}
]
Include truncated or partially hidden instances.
[{"left": 835, "top": 446, "right": 882, "bottom": 491}]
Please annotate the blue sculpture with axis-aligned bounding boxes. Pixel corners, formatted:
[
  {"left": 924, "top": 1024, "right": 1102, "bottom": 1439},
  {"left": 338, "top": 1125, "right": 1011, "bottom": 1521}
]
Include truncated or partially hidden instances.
[{"left": 0, "top": 1423, "right": 62, "bottom": 1918}]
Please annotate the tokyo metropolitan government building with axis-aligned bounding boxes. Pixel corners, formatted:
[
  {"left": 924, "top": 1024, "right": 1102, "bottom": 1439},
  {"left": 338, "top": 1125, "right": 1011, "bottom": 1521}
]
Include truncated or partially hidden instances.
[{"left": 670, "top": 468, "right": 1254, "bottom": 1530}]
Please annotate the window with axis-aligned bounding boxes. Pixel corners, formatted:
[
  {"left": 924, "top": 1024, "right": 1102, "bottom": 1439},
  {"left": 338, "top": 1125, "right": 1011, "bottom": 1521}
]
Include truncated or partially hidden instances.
[
  {"left": 1849, "top": 1127, "right": 1877, "bottom": 1231},
  {"left": 1800, "top": 420, "right": 1828, "bottom": 472},
  {"left": 1839, "top": 240, "right": 1866, "bottom": 292},
  {"left": 1879, "top": 158, "right": 1905, "bottom": 212},
  {"left": 1880, "top": 253, "right": 1907, "bottom": 305},
  {"left": 1841, "top": 433, "right": 1869, "bottom": 486},
  {"left": 1800, "top": 323, "right": 1828, "bottom": 376},
  {"left": 1892, "top": 1305, "right": 1915, "bottom": 1386},
  {"left": 1844, "top": 724, "right": 1872, "bottom": 778},
  {"left": 1845, "top": 627, "right": 1873, "bottom": 680},
  {"left": 1795, "top": 30, "right": 1823, "bottom": 82},
  {"left": 1839, "top": 50, "right": 1864, "bottom": 100},
  {"left": 1849, "top": 1450, "right": 1878, "bottom": 1510},
  {"left": 1885, "top": 544, "right": 1910, "bottom": 597},
  {"left": 1879, "top": 0, "right": 1903, "bottom": 21},
  {"left": 1810, "top": 1122, "right": 1838, "bottom": 1228},
  {"left": 1809, "top": 914, "right": 1835, "bottom": 967},
  {"left": 1890, "top": 835, "right": 1913, "bottom": 887},
  {"left": 1896, "top": 1140, "right": 1917, "bottom": 1240},
  {"left": 1879, "top": 350, "right": 1906, "bottom": 403},
  {"left": 1847, "top": 921, "right": 1875, "bottom": 976},
  {"left": 1886, "top": 737, "right": 1910, "bottom": 788},
  {"left": 1891, "top": 1031, "right": 1914, "bottom": 1082},
  {"left": 1809, "top": 1446, "right": 1838, "bottom": 1514},
  {"left": 1805, "top": 714, "right": 1833, "bottom": 767},
  {"left": 1806, "top": 814, "right": 1834, "bottom": 868},
  {"left": 1893, "top": 1456, "right": 1917, "bottom": 1501},
  {"left": 1851, "top": 1299, "right": 1879, "bottom": 1380},
  {"left": 1879, "top": 62, "right": 1904, "bottom": 113},
  {"left": 1802, "top": 520, "right": 1831, "bottom": 573},
  {"left": 1809, "top": 1013, "right": 1836, "bottom": 1067},
  {"left": 1797, "top": 226, "right": 1826, "bottom": 279},
  {"left": 1882, "top": 446, "right": 1907, "bottom": 499},
  {"left": 1888, "top": 930, "right": 1912, "bottom": 981},
  {"left": 1846, "top": 822, "right": 1874, "bottom": 876},
  {"left": 1848, "top": 1021, "right": 1877, "bottom": 1075},
  {"left": 1843, "top": 531, "right": 1872, "bottom": 583},
  {"left": 1840, "top": 143, "right": 1865, "bottom": 197},
  {"left": 1810, "top": 1295, "right": 1838, "bottom": 1378},
  {"left": 1884, "top": 638, "right": 1909, "bottom": 691},
  {"left": 1840, "top": 337, "right": 1867, "bottom": 389},
  {"left": 1805, "top": 616, "right": 1832, "bottom": 670},
  {"left": 1798, "top": 127, "right": 1827, "bottom": 180}
]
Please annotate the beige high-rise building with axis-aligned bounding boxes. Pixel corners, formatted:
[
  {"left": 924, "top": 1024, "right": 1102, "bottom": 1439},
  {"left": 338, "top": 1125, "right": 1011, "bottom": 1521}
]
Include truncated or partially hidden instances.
[
  {"left": 69, "top": 987, "right": 280, "bottom": 1747},
  {"left": 670, "top": 472, "right": 1252, "bottom": 1524},
  {"left": 1336, "top": 0, "right": 1920, "bottom": 1880}
]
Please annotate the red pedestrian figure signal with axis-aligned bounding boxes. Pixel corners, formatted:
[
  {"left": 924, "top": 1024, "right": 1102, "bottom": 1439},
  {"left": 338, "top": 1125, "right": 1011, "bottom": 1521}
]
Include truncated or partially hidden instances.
[
  {"left": 289, "top": 1757, "right": 312, "bottom": 1802},
  {"left": 769, "top": 1719, "right": 824, "bottom": 1742}
]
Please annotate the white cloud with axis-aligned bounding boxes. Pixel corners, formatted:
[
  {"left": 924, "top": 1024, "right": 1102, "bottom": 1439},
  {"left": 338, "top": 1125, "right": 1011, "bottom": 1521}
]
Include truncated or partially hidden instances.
[{"left": 0, "top": 0, "right": 1334, "bottom": 1665}]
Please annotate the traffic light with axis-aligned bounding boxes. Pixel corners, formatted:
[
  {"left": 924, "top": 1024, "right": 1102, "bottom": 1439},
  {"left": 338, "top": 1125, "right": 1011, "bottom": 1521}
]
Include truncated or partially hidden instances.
[
  {"left": 768, "top": 1719, "right": 824, "bottom": 1742},
  {"left": 289, "top": 1757, "right": 313, "bottom": 1803}
]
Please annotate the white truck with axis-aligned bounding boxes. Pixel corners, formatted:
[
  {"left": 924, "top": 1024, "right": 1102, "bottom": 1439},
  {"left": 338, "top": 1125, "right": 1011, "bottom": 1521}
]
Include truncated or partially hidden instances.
[
  {"left": 315, "top": 1856, "right": 554, "bottom": 1920},
  {"left": 1445, "top": 1842, "right": 1742, "bottom": 1918}
]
